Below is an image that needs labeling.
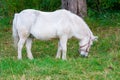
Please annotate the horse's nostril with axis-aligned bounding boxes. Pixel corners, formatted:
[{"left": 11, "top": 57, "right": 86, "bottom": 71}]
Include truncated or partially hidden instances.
[{"left": 81, "top": 54, "right": 85, "bottom": 57}]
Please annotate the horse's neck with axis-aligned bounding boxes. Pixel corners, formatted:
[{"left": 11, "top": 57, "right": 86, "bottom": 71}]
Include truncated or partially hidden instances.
[{"left": 82, "top": 28, "right": 92, "bottom": 44}]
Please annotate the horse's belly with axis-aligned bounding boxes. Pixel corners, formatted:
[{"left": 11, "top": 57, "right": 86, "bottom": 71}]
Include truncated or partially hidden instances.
[{"left": 31, "top": 29, "right": 57, "bottom": 40}]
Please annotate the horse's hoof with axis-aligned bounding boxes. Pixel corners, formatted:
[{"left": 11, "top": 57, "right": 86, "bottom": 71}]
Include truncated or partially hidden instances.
[{"left": 28, "top": 57, "right": 34, "bottom": 60}]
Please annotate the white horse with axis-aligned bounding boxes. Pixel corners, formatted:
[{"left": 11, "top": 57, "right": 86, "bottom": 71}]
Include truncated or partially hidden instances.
[{"left": 12, "top": 9, "right": 97, "bottom": 60}]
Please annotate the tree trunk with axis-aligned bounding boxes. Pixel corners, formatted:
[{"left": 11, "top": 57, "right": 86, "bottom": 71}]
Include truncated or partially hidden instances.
[{"left": 61, "top": 0, "right": 87, "bottom": 18}]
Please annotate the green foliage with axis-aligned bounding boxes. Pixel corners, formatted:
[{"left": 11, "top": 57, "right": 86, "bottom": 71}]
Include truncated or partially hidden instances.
[
  {"left": 87, "top": 0, "right": 120, "bottom": 11},
  {"left": 86, "top": 11, "right": 120, "bottom": 27},
  {"left": 0, "top": 0, "right": 61, "bottom": 17},
  {"left": 87, "top": 0, "right": 120, "bottom": 13},
  {"left": 87, "top": 0, "right": 120, "bottom": 21}
]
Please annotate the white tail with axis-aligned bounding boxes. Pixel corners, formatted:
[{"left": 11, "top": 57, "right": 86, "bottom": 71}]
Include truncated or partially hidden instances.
[{"left": 12, "top": 13, "right": 19, "bottom": 48}]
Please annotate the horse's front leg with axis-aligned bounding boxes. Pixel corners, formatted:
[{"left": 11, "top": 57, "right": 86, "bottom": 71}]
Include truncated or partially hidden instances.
[
  {"left": 26, "top": 38, "right": 33, "bottom": 59},
  {"left": 56, "top": 42, "right": 62, "bottom": 59},
  {"left": 59, "top": 36, "right": 68, "bottom": 60}
]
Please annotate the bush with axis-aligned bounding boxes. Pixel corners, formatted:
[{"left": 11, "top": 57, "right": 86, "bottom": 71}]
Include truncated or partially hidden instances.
[
  {"left": 87, "top": 0, "right": 120, "bottom": 13},
  {"left": 0, "top": 0, "right": 61, "bottom": 17}
]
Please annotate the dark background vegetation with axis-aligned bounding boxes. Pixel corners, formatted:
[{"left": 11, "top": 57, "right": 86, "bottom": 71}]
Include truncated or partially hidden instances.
[{"left": 0, "top": 0, "right": 120, "bottom": 21}]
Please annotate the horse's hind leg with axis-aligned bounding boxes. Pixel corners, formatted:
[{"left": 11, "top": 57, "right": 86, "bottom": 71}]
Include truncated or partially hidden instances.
[
  {"left": 26, "top": 38, "right": 33, "bottom": 59},
  {"left": 17, "top": 29, "right": 29, "bottom": 59},
  {"left": 18, "top": 37, "right": 27, "bottom": 59}
]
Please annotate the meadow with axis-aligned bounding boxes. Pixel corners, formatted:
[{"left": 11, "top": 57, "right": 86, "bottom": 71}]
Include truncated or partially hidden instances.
[{"left": 0, "top": 11, "right": 120, "bottom": 80}]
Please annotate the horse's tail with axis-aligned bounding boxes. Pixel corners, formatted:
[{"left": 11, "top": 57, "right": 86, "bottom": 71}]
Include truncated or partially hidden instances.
[{"left": 12, "top": 13, "right": 19, "bottom": 49}]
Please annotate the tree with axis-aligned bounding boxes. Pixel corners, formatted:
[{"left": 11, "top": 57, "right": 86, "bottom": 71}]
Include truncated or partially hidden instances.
[{"left": 61, "top": 0, "right": 87, "bottom": 18}]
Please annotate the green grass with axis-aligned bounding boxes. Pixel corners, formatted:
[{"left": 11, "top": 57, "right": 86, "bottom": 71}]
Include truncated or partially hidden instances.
[{"left": 0, "top": 13, "right": 120, "bottom": 80}]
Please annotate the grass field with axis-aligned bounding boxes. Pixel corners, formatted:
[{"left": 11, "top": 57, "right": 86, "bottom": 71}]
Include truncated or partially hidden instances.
[{"left": 0, "top": 12, "right": 120, "bottom": 80}]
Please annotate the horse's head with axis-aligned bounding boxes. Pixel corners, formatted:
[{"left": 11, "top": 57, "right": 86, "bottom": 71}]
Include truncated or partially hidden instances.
[{"left": 79, "top": 36, "right": 98, "bottom": 57}]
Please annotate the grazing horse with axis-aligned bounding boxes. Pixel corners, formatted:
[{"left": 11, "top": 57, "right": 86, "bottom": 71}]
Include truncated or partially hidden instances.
[{"left": 12, "top": 9, "right": 97, "bottom": 60}]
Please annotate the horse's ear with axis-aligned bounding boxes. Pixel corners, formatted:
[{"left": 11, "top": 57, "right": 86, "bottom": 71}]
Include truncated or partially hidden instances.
[{"left": 92, "top": 36, "right": 98, "bottom": 41}]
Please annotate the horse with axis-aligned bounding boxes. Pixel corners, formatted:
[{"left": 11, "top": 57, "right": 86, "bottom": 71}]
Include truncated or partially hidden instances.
[{"left": 12, "top": 9, "right": 98, "bottom": 60}]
